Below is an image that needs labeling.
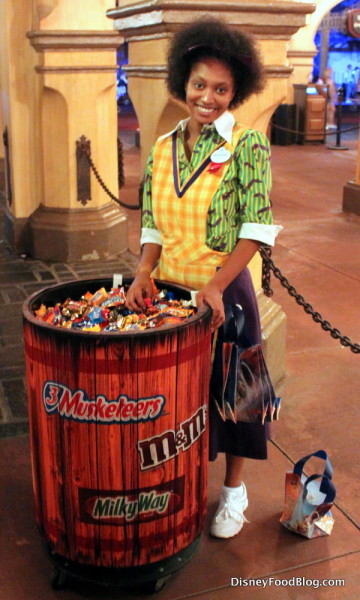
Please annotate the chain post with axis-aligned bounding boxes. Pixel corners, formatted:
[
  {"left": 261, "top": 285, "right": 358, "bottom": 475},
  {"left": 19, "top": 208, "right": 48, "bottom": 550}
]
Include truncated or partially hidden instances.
[
  {"left": 76, "top": 135, "right": 141, "bottom": 211},
  {"left": 261, "top": 246, "right": 273, "bottom": 297},
  {"left": 76, "top": 135, "right": 91, "bottom": 206},
  {"left": 327, "top": 87, "right": 349, "bottom": 151},
  {"left": 117, "top": 135, "right": 125, "bottom": 189}
]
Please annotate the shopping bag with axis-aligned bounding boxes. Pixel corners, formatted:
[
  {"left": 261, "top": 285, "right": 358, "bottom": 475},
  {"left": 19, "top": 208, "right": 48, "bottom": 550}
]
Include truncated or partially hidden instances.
[
  {"left": 280, "top": 450, "right": 336, "bottom": 539},
  {"left": 210, "top": 304, "right": 281, "bottom": 424}
]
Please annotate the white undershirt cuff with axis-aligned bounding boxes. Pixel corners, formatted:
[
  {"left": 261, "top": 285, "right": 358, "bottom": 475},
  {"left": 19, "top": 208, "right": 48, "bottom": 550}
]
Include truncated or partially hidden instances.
[
  {"left": 140, "top": 227, "right": 163, "bottom": 246},
  {"left": 238, "top": 223, "right": 283, "bottom": 246}
]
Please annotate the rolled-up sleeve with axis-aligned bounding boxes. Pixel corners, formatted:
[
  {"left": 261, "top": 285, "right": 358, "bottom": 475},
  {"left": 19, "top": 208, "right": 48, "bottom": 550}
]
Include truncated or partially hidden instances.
[{"left": 236, "top": 131, "right": 282, "bottom": 246}]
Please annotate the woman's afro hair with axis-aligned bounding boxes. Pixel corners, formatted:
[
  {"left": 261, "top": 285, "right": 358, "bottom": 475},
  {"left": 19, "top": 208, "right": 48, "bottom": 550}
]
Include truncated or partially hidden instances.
[{"left": 166, "top": 18, "right": 264, "bottom": 109}]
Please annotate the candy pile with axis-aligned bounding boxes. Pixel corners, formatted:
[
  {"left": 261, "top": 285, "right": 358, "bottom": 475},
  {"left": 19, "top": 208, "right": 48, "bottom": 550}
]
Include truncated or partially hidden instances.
[{"left": 33, "top": 282, "right": 195, "bottom": 332}]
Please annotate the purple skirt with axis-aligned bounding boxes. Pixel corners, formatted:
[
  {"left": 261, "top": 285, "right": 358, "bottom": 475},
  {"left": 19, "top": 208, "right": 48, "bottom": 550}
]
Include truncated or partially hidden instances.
[{"left": 209, "top": 268, "right": 269, "bottom": 461}]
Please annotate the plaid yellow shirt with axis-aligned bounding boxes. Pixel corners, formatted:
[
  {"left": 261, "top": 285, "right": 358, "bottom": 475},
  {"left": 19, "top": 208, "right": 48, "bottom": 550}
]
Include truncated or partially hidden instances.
[{"left": 142, "top": 120, "right": 273, "bottom": 254}]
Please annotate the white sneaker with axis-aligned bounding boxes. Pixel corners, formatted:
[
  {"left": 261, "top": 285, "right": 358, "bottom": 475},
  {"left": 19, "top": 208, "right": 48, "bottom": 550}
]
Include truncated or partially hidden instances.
[{"left": 210, "top": 483, "right": 249, "bottom": 538}]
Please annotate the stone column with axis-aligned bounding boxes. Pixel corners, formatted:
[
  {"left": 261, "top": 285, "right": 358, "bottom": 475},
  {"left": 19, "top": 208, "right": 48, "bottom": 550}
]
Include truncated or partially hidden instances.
[
  {"left": 0, "top": 0, "right": 39, "bottom": 248},
  {"left": 108, "top": 0, "right": 315, "bottom": 171},
  {"left": 107, "top": 0, "right": 316, "bottom": 386},
  {"left": 1, "top": 0, "right": 127, "bottom": 261},
  {"left": 286, "top": 0, "right": 345, "bottom": 104},
  {"left": 285, "top": 50, "right": 317, "bottom": 103},
  {"left": 28, "top": 28, "right": 127, "bottom": 261},
  {"left": 0, "top": 83, "right": 4, "bottom": 192}
]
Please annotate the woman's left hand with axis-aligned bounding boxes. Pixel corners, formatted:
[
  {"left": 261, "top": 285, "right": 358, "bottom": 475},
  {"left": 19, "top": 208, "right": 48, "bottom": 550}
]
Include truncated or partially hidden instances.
[{"left": 196, "top": 283, "right": 224, "bottom": 331}]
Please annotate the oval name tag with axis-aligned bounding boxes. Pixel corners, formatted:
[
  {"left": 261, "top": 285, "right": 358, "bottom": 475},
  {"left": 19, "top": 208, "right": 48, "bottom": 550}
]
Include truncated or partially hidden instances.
[{"left": 210, "top": 147, "right": 232, "bottom": 164}]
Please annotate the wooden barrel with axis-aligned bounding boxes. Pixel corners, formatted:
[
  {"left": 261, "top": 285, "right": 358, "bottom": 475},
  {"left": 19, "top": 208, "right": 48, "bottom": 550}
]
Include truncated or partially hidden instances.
[{"left": 22, "top": 278, "right": 212, "bottom": 582}]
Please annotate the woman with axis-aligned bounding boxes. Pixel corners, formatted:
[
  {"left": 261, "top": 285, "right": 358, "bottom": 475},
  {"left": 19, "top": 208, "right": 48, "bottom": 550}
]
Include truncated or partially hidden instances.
[
  {"left": 126, "top": 18, "right": 282, "bottom": 539},
  {"left": 322, "top": 67, "right": 337, "bottom": 130}
]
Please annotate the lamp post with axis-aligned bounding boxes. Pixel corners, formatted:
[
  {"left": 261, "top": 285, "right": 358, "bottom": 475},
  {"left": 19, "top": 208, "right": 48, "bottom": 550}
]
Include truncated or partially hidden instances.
[{"left": 328, "top": 87, "right": 349, "bottom": 151}]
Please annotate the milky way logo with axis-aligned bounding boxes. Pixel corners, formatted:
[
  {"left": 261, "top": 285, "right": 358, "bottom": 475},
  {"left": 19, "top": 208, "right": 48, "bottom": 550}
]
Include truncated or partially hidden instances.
[
  {"left": 79, "top": 476, "right": 185, "bottom": 525},
  {"left": 42, "top": 381, "right": 165, "bottom": 424}
]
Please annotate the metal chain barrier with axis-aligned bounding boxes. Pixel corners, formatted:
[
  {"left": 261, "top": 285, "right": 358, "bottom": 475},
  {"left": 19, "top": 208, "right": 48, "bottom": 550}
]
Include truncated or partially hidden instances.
[
  {"left": 270, "top": 120, "right": 359, "bottom": 137},
  {"left": 77, "top": 138, "right": 141, "bottom": 211},
  {"left": 117, "top": 136, "right": 125, "bottom": 189},
  {"left": 79, "top": 113, "right": 359, "bottom": 209},
  {"left": 261, "top": 246, "right": 273, "bottom": 297},
  {"left": 260, "top": 247, "right": 360, "bottom": 355},
  {"left": 78, "top": 135, "right": 360, "bottom": 354}
]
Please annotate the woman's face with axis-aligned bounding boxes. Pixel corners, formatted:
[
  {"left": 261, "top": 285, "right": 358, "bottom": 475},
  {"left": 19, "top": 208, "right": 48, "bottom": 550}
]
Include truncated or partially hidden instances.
[{"left": 185, "top": 58, "right": 235, "bottom": 127}]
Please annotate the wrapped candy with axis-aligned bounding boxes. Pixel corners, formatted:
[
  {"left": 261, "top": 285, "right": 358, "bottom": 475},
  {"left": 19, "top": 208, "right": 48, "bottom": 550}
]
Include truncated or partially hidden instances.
[{"left": 34, "top": 283, "right": 196, "bottom": 332}]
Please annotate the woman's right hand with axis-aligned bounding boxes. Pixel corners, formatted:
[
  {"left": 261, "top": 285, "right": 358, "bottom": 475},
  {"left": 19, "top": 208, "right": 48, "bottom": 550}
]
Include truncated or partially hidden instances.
[{"left": 125, "top": 272, "right": 154, "bottom": 312}]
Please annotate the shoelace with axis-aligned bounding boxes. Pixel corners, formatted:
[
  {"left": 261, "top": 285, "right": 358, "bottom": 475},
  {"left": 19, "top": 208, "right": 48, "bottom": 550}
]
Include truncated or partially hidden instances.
[{"left": 215, "top": 495, "right": 249, "bottom": 524}]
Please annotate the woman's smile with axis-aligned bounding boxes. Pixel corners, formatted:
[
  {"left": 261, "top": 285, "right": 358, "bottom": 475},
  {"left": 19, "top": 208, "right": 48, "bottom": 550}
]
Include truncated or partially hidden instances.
[{"left": 195, "top": 104, "right": 217, "bottom": 115}]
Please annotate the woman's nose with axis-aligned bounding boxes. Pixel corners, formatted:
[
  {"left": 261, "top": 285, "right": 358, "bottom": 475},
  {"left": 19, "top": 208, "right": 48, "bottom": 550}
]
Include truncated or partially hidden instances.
[{"left": 201, "top": 88, "right": 215, "bottom": 103}]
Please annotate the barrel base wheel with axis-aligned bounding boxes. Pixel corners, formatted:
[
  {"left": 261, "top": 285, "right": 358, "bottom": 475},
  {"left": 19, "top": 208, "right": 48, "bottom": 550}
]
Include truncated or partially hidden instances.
[
  {"left": 51, "top": 567, "right": 69, "bottom": 590},
  {"left": 47, "top": 536, "right": 201, "bottom": 592},
  {"left": 50, "top": 569, "right": 168, "bottom": 594},
  {"left": 135, "top": 575, "right": 171, "bottom": 594}
]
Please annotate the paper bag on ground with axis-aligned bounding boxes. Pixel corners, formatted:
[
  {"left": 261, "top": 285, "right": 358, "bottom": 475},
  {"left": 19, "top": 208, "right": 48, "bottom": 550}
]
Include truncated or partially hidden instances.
[{"left": 280, "top": 450, "right": 336, "bottom": 539}]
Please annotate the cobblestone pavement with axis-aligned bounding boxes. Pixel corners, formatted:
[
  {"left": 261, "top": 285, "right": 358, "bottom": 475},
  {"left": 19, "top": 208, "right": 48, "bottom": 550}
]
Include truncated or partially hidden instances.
[{"left": 0, "top": 191, "right": 139, "bottom": 438}]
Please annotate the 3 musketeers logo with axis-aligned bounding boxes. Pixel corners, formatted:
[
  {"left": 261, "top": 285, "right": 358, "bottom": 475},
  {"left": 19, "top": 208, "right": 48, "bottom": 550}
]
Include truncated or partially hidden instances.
[{"left": 42, "top": 381, "right": 166, "bottom": 424}]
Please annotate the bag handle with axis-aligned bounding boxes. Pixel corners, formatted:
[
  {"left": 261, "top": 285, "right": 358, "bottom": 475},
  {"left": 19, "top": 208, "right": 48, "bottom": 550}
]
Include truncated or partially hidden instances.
[
  {"left": 210, "top": 304, "right": 245, "bottom": 421},
  {"left": 294, "top": 450, "right": 333, "bottom": 482},
  {"left": 218, "top": 303, "right": 245, "bottom": 345},
  {"left": 303, "top": 473, "right": 336, "bottom": 504}
]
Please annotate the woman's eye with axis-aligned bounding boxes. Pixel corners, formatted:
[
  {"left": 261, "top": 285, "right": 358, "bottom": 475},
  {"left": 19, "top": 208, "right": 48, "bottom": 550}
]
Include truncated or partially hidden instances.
[
  {"left": 194, "top": 82, "right": 203, "bottom": 89},
  {"left": 217, "top": 87, "right": 226, "bottom": 94}
]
